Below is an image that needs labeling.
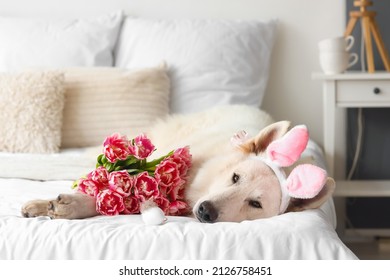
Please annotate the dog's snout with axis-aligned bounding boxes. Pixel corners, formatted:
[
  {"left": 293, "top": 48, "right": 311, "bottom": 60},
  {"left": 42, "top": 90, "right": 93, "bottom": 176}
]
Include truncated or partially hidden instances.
[{"left": 197, "top": 201, "right": 218, "bottom": 223}]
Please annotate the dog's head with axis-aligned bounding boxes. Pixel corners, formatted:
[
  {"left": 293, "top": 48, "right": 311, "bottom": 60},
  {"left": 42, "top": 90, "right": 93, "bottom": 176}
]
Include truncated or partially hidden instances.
[{"left": 191, "top": 121, "right": 335, "bottom": 223}]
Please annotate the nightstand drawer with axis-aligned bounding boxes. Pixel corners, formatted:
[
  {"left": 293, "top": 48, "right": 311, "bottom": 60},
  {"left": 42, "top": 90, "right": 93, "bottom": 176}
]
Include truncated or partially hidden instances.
[{"left": 336, "top": 80, "right": 390, "bottom": 104}]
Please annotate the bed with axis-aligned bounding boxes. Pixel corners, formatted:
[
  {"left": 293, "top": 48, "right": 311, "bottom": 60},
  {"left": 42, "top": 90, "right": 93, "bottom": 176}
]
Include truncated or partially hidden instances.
[
  {"left": 0, "top": 0, "right": 357, "bottom": 260},
  {"left": 0, "top": 141, "right": 356, "bottom": 259}
]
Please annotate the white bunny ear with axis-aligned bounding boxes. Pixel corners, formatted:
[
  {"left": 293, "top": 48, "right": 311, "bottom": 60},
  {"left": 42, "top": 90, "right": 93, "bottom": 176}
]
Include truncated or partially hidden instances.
[
  {"left": 231, "top": 130, "right": 250, "bottom": 147},
  {"left": 266, "top": 125, "right": 309, "bottom": 167},
  {"left": 285, "top": 164, "right": 327, "bottom": 199}
]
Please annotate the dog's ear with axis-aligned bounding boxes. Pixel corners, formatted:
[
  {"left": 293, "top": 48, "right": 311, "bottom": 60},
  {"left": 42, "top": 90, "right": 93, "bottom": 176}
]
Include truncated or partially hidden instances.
[
  {"left": 239, "top": 121, "right": 291, "bottom": 155},
  {"left": 285, "top": 177, "right": 336, "bottom": 213}
]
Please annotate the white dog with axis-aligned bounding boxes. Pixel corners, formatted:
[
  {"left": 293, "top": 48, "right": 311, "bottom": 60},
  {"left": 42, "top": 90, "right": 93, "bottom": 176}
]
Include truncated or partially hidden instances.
[{"left": 22, "top": 105, "right": 335, "bottom": 222}]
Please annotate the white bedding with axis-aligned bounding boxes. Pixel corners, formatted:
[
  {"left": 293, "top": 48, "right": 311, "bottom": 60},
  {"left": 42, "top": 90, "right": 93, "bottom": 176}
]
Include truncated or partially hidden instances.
[
  {"left": 0, "top": 148, "right": 96, "bottom": 181},
  {"left": 0, "top": 143, "right": 357, "bottom": 260}
]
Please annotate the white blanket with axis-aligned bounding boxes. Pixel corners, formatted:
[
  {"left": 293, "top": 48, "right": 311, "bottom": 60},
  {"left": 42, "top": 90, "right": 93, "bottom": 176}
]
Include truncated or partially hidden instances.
[
  {"left": 0, "top": 141, "right": 357, "bottom": 260},
  {"left": 0, "top": 177, "right": 356, "bottom": 259},
  {"left": 0, "top": 148, "right": 96, "bottom": 180}
]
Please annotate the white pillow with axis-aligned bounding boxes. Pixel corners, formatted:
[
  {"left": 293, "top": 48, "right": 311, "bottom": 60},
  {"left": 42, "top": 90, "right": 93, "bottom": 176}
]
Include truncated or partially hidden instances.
[
  {"left": 115, "top": 17, "right": 277, "bottom": 114},
  {"left": 61, "top": 65, "right": 170, "bottom": 148},
  {"left": 0, "top": 11, "right": 123, "bottom": 72}
]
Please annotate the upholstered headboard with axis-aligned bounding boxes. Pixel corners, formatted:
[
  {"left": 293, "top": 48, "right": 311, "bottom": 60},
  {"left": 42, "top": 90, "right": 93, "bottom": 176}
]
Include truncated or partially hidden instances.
[{"left": 0, "top": 0, "right": 345, "bottom": 146}]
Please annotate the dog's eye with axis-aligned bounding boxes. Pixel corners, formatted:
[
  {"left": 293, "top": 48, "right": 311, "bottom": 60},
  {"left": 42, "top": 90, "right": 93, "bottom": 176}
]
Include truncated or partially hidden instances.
[
  {"left": 249, "top": 200, "right": 262, "bottom": 209},
  {"left": 232, "top": 173, "right": 240, "bottom": 184}
]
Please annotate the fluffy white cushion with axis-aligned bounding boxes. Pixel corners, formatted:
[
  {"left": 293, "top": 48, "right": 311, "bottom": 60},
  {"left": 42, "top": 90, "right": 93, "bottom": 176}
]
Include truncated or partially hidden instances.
[
  {"left": 115, "top": 17, "right": 277, "bottom": 114},
  {"left": 0, "top": 71, "right": 65, "bottom": 153},
  {"left": 0, "top": 11, "right": 123, "bottom": 72},
  {"left": 61, "top": 64, "right": 171, "bottom": 148}
]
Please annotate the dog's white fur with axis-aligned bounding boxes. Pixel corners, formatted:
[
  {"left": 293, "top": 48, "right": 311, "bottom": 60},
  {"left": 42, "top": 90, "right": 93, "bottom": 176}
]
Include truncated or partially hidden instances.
[{"left": 22, "top": 105, "right": 335, "bottom": 222}]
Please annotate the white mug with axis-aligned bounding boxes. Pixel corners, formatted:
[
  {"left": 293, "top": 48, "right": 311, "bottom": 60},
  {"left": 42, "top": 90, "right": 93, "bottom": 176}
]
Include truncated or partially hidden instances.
[
  {"left": 319, "top": 51, "right": 358, "bottom": 74},
  {"left": 318, "top": 35, "right": 355, "bottom": 52}
]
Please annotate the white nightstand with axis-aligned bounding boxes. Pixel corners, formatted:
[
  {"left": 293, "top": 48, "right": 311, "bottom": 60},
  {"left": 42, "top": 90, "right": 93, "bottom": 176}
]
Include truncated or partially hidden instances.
[{"left": 313, "top": 71, "right": 390, "bottom": 237}]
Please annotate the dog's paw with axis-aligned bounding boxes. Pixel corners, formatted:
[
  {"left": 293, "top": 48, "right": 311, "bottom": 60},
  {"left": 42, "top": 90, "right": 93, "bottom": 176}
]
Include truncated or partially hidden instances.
[
  {"left": 21, "top": 199, "right": 51, "bottom": 218},
  {"left": 22, "top": 193, "right": 98, "bottom": 219},
  {"left": 46, "top": 194, "right": 77, "bottom": 219},
  {"left": 47, "top": 193, "right": 98, "bottom": 219}
]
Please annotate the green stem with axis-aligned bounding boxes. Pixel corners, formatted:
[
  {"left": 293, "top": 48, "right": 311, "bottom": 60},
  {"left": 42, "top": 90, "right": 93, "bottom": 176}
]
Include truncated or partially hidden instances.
[{"left": 144, "top": 150, "right": 174, "bottom": 168}]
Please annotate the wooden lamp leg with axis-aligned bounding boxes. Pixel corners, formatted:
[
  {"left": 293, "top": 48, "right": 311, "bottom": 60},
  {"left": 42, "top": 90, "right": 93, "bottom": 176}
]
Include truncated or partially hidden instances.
[
  {"left": 363, "top": 16, "right": 375, "bottom": 73},
  {"left": 370, "top": 19, "right": 390, "bottom": 72},
  {"left": 345, "top": 15, "right": 358, "bottom": 37}
]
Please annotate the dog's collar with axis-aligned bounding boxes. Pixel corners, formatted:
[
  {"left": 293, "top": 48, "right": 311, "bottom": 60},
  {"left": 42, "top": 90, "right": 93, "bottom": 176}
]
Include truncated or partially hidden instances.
[{"left": 251, "top": 156, "right": 290, "bottom": 214}]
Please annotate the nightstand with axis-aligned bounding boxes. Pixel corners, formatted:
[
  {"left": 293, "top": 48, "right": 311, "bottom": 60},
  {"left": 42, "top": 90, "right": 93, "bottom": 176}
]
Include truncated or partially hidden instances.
[{"left": 313, "top": 71, "right": 390, "bottom": 238}]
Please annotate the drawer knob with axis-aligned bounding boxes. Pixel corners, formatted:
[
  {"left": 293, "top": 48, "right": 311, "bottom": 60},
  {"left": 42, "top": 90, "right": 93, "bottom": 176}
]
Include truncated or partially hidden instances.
[{"left": 373, "top": 87, "right": 381, "bottom": 94}]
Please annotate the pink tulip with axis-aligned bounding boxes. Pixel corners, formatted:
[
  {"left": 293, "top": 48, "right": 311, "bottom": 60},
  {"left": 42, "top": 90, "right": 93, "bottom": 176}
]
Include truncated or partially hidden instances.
[
  {"left": 109, "top": 170, "right": 134, "bottom": 196},
  {"left": 123, "top": 196, "right": 141, "bottom": 214},
  {"left": 96, "top": 189, "right": 125, "bottom": 216},
  {"left": 153, "top": 195, "right": 170, "bottom": 215},
  {"left": 128, "top": 134, "right": 155, "bottom": 159},
  {"left": 154, "top": 160, "right": 181, "bottom": 192},
  {"left": 78, "top": 178, "right": 100, "bottom": 197},
  {"left": 103, "top": 133, "right": 130, "bottom": 163},
  {"left": 169, "top": 200, "right": 190, "bottom": 216},
  {"left": 173, "top": 146, "right": 191, "bottom": 168},
  {"left": 88, "top": 166, "right": 109, "bottom": 186},
  {"left": 134, "top": 172, "right": 159, "bottom": 199}
]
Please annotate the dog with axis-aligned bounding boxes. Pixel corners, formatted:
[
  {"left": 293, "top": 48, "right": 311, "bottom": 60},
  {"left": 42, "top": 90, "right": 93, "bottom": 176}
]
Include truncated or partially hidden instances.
[{"left": 21, "top": 105, "right": 335, "bottom": 222}]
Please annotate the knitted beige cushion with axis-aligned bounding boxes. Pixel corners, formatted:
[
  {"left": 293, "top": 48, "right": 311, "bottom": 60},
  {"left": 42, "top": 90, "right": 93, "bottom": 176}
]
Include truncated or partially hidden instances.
[
  {"left": 61, "top": 64, "right": 170, "bottom": 148},
  {"left": 0, "top": 71, "right": 65, "bottom": 153}
]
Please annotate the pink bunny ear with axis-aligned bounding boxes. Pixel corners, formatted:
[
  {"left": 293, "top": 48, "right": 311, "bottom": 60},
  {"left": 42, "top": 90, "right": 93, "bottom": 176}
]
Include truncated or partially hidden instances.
[
  {"left": 285, "top": 164, "right": 327, "bottom": 199},
  {"left": 266, "top": 125, "right": 309, "bottom": 167}
]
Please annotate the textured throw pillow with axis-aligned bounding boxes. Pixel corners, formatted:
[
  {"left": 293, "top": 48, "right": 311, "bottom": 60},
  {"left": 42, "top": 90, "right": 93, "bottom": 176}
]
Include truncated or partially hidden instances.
[
  {"left": 61, "top": 64, "right": 170, "bottom": 148},
  {"left": 115, "top": 17, "right": 277, "bottom": 114},
  {"left": 0, "top": 71, "right": 65, "bottom": 153},
  {"left": 0, "top": 11, "right": 123, "bottom": 72}
]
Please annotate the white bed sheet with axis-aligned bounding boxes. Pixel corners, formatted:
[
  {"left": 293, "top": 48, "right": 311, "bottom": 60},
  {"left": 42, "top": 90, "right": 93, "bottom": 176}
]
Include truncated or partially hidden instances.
[{"left": 0, "top": 141, "right": 357, "bottom": 260}]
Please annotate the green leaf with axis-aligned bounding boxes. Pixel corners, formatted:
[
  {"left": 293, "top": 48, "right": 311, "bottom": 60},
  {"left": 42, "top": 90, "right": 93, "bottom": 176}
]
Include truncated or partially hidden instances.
[
  {"left": 97, "top": 154, "right": 104, "bottom": 165},
  {"left": 144, "top": 166, "right": 156, "bottom": 172},
  {"left": 71, "top": 179, "right": 79, "bottom": 189},
  {"left": 126, "top": 169, "right": 142, "bottom": 175},
  {"left": 139, "top": 159, "right": 147, "bottom": 168},
  {"left": 121, "top": 156, "right": 137, "bottom": 168},
  {"left": 125, "top": 162, "right": 138, "bottom": 170},
  {"left": 104, "top": 162, "right": 114, "bottom": 172},
  {"left": 114, "top": 166, "right": 123, "bottom": 171}
]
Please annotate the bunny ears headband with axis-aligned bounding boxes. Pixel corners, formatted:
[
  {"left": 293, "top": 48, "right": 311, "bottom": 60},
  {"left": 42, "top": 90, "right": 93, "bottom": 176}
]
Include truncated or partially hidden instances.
[{"left": 232, "top": 125, "right": 328, "bottom": 214}]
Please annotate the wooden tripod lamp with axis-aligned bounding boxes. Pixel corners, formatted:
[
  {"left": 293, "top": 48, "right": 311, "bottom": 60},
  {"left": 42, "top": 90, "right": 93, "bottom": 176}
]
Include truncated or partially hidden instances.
[{"left": 345, "top": 0, "right": 390, "bottom": 73}]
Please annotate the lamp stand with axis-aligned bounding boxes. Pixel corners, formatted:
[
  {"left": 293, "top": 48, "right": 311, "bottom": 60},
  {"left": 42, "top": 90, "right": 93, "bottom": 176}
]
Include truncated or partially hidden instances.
[{"left": 345, "top": 0, "right": 390, "bottom": 72}]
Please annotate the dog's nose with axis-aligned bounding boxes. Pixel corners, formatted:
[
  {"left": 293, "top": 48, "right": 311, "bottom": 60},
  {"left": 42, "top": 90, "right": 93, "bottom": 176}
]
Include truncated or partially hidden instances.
[{"left": 197, "top": 201, "right": 218, "bottom": 223}]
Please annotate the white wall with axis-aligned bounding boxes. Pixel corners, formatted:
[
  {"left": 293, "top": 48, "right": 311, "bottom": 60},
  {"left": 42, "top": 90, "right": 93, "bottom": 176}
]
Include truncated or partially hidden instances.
[{"left": 0, "top": 0, "right": 345, "bottom": 146}]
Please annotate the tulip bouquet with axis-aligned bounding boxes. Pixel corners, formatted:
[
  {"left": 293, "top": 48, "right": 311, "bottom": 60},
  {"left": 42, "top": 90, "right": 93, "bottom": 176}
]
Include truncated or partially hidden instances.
[{"left": 73, "top": 133, "right": 191, "bottom": 216}]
